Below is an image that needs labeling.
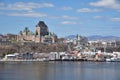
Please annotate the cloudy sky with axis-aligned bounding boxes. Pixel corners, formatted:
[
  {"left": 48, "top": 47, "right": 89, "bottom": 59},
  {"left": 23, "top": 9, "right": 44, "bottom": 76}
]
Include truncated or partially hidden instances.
[{"left": 0, "top": 0, "right": 120, "bottom": 37}]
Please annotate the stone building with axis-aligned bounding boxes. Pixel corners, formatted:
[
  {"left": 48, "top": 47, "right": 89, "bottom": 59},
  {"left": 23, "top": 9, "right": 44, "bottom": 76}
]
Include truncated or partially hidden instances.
[
  {"left": 7, "top": 34, "right": 18, "bottom": 41},
  {"left": 0, "top": 34, "right": 11, "bottom": 46},
  {"left": 17, "top": 21, "right": 57, "bottom": 43}
]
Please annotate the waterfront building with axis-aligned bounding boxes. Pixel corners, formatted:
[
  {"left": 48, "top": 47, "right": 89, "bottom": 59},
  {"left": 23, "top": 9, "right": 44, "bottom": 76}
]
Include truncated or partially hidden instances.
[
  {"left": 17, "top": 21, "right": 57, "bottom": 43},
  {"left": 22, "top": 53, "right": 33, "bottom": 59},
  {"left": 49, "top": 52, "right": 61, "bottom": 60}
]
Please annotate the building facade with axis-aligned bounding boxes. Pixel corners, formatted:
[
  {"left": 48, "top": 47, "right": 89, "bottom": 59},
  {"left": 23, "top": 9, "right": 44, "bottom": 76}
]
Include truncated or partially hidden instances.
[
  {"left": 7, "top": 34, "right": 18, "bottom": 41},
  {"left": 0, "top": 34, "right": 12, "bottom": 47},
  {"left": 17, "top": 21, "right": 57, "bottom": 43}
]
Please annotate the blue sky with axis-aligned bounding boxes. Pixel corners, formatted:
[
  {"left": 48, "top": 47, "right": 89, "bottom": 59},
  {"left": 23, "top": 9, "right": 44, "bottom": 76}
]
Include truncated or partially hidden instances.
[{"left": 0, "top": 0, "right": 120, "bottom": 37}]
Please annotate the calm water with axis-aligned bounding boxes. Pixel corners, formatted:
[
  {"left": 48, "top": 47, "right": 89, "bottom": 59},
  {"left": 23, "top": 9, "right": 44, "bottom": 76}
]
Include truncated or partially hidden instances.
[{"left": 0, "top": 62, "right": 120, "bottom": 80}]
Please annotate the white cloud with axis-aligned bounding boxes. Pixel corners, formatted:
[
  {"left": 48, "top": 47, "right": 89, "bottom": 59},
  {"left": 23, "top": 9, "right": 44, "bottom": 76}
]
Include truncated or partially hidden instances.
[
  {"left": 7, "top": 11, "right": 47, "bottom": 17},
  {"left": 0, "top": 2, "right": 54, "bottom": 11},
  {"left": 61, "top": 21, "right": 77, "bottom": 25},
  {"left": 94, "top": 16, "right": 102, "bottom": 19},
  {"left": 77, "top": 8, "right": 102, "bottom": 12},
  {"left": 61, "top": 6, "right": 73, "bottom": 10},
  {"left": 90, "top": 0, "right": 120, "bottom": 10},
  {"left": 62, "top": 15, "right": 78, "bottom": 20},
  {"left": 110, "top": 17, "right": 120, "bottom": 21}
]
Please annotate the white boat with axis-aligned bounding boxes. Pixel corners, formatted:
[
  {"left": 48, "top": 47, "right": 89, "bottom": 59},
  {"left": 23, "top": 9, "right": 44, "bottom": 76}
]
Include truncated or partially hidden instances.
[
  {"left": 106, "top": 58, "right": 111, "bottom": 62},
  {"left": 106, "top": 58, "right": 120, "bottom": 62}
]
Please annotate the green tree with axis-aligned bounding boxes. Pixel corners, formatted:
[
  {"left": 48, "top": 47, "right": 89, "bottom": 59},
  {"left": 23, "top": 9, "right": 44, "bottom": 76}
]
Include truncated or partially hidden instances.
[{"left": 24, "top": 27, "right": 30, "bottom": 35}]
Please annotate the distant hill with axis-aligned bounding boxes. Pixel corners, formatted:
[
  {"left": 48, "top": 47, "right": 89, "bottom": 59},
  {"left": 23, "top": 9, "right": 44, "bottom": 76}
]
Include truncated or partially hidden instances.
[
  {"left": 65, "top": 35, "right": 76, "bottom": 39},
  {"left": 88, "top": 35, "right": 120, "bottom": 41},
  {"left": 65, "top": 35, "right": 120, "bottom": 41}
]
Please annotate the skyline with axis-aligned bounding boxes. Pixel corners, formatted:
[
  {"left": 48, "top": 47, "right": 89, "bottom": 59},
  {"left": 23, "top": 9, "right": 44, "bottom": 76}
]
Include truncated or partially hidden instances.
[{"left": 0, "top": 0, "right": 120, "bottom": 37}]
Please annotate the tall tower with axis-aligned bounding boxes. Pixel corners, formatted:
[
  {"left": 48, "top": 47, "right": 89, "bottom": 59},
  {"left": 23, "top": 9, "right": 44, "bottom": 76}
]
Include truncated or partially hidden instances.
[
  {"left": 77, "top": 34, "right": 81, "bottom": 45},
  {"left": 36, "top": 25, "right": 40, "bottom": 36},
  {"left": 36, "top": 21, "right": 49, "bottom": 36}
]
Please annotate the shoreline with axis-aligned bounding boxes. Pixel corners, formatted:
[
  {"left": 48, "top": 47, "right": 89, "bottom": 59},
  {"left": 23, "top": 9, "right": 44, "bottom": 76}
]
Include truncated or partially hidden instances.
[
  {"left": 0, "top": 59, "right": 113, "bottom": 62},
  {"left": 1, "top": 57, "right": 120, "bottom": 62}
]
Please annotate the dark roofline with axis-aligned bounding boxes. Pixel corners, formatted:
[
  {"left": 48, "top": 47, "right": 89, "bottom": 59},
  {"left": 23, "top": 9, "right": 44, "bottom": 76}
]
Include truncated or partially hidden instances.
[{"left": 36, "top": 21, "right": 48, "bottom": 27}]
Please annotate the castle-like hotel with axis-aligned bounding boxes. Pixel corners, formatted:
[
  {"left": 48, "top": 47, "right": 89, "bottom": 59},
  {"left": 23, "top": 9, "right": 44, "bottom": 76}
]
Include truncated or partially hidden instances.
[{"left": 17, "top": 21, "right": 57, "bottom": 43}]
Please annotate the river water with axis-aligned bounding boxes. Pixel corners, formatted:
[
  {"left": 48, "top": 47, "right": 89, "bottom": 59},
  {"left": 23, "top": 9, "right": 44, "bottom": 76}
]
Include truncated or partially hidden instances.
[{"left": 0, "top": 62, "right": 120, "bottom": 80}]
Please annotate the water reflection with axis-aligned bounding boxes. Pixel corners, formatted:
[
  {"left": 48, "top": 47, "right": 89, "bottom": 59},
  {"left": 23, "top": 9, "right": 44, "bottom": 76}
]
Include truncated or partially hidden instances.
[{"left": 0, "top": 62, "right": 120, "bottom": 80}]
